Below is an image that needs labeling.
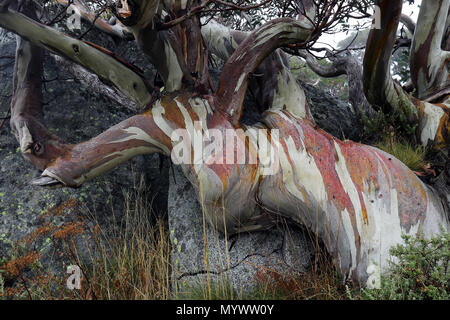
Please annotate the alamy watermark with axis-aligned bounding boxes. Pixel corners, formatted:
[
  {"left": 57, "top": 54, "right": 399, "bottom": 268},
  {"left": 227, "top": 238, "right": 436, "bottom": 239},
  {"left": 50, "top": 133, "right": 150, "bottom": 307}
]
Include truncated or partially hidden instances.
[
  {"left": 66, "top": 5, "right": 81, "bottom": 31},
  {"left": 170, "top": 122, "right": 281, "bottom": 176},
  {"left": 66, "top": 265, "right": 81, "bottom": 290},
  {"left": 371, "top": 5, "right": 382, "bottom": 30}
]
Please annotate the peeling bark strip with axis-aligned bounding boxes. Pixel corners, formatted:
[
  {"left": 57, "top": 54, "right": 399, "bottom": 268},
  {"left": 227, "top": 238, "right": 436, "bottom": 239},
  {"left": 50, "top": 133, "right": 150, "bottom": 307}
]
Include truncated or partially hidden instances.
[
  {"left": 216, "top": 18, "right": 313, "bottom": 125},
  {"left": 410, "top": 0, "right": 450, "bottom": 101},
  {"left": 0, "top": 8, "right": 154, "bottom": 108},
  {"left": 363, "top": 0, "right": 449, "bottom": 151},
  {"left": 31, "top": 91, "right": 449, "bottom": 287}
]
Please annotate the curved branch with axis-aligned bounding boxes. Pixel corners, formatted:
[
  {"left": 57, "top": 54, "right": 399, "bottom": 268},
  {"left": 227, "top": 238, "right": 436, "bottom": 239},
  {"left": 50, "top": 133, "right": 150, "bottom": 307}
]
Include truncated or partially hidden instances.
[
  {"left": 32, "top": 109, "right": 171, "bottom": 188},
  {"left": 0, "top": 7, "right": 155, "bottom": 109},
  {"left": 299, "top": 51, "right": 347, "bottom": 78},
  {"left": 216, "top": 18, "right": 313, "bottom": 125},
  {"left": 299, "top": 50, "right": 375, "bottom": 118},
  {"left": 202, "top": 19, "right": 302, "bottom": 113},
  {"left": 400, "top": 13, "right": 415, "bottom": 35}
]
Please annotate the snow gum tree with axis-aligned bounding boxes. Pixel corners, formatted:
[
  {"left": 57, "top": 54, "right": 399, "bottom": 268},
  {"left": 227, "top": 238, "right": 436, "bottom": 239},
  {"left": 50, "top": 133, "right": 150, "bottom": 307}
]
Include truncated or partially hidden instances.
[{"left": 0, "top": 0, "right": 448, "bottom": 286}]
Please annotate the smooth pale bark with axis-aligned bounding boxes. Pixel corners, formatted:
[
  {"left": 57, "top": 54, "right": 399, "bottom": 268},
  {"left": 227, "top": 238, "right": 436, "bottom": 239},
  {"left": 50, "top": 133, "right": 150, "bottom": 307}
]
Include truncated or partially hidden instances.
[
  {"left": 363, "top": 0, "right": 449, "bottom": 150},
  {"left": 410, "top": 0, "right": 450, "bottom": 101}
]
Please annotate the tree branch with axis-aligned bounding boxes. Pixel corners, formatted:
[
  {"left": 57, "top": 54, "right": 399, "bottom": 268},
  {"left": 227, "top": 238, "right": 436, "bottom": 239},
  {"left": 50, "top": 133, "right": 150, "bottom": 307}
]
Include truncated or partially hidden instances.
[
  {"left": 299, "top": 50, "right": 375, "bottom": 118},
  {"left": 400, "top": 13, "right": 416, "bottom": 35},
  {"left": 410, "top": 0, "right": 450, "bottom": 101},
  {"left": 9, "top": 8, "right": 70, "bottom": 170},
  {"left": 0, "top": 7, "right": 155, "bottom": 109},
  {"left": 363, "top": 0, "right": 417, "bottom": 120},
  {"left": 364, "top": 0, "right": 449, "bottom": 150},
  {"left": 216, "top": 18, "right": 313, "bottom": 125}
]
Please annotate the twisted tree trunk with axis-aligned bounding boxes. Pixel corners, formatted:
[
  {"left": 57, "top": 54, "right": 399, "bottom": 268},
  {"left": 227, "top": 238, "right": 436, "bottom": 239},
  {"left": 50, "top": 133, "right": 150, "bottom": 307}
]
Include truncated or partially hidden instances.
[
  {"left": 1, "top": 0, "right": 449, "bottom": 287},
  {"left": 363, "top": 0, "right": 449, "bottom": 151}
]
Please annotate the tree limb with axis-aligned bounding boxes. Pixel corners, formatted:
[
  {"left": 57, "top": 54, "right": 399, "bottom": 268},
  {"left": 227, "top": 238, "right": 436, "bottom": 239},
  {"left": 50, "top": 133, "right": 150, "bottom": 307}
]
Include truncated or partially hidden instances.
[
  {"left": 299, "top": 50, "right": 375, "bottom": 118},
  {"left": 364, "top": 0, "right": 449, "bottom": 150},
  {"left": 400, "top": 13, "right": 415, "bottom": 35},
  {"left": 363, "top": 0, "right": 418, "bottom": 120},
  {"left": 0, "top": 7, "right": 155, "bottom": 109},
  {"left": 202, "top": 19, "right": 296, "bottom": 112},
  {"left": 216, "top": 18, "right": 313, "bottom": 125},
  {"left": 9, "top": 5, "right": 70, "bottom": 170},
  {"left": 410, "top": 0, "right": 449, "bottom": 101}
]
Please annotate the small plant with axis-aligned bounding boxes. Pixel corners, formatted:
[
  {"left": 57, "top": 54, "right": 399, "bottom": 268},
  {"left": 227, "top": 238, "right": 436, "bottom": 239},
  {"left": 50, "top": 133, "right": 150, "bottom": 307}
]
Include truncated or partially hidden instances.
[
  {"left": 376, "top": 136, "right": 427, "bottom": 172},
  {"left": 0, "top": 175, "right": 172, "bottom": 300},
  {"left": 250, "top": 247, "right": 348, "bottom": 300},
  {"left": 362, "top": 231, "right": 450, "bottom": 300},
  {"left": 177, "top": 278, "right": 239, "bottom": 300}
]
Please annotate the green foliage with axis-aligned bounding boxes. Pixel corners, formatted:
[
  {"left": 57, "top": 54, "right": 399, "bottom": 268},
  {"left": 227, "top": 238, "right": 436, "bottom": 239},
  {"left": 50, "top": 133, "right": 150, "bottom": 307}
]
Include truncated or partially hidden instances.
[
  {"left": 392, "top": 49, "right": 411, "bottom": 85},
  {"left": 362, "top": 232, "right": 450, "bottom": 300},
  {"left": 376, "top": 137, "right": 427, "bottom": 171},
  {"left": 361, "top": 102, "right": 418, "bottom": 146},
  {"left": 177, "top": 279, "right": 242, "bottom": 300}
]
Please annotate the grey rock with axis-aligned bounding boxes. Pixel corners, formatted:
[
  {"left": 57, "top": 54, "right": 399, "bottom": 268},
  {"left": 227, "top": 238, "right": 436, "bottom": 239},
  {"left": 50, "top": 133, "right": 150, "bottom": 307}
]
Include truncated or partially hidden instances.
[
  {"left": 0, "top": 29, "right": 170, "bottom": 277},
  {"left": 168, "top": 166, "right": 314, "bottom": 294},
  {"left": 301, "top": 80, "right": 362, "bottom": 141}
]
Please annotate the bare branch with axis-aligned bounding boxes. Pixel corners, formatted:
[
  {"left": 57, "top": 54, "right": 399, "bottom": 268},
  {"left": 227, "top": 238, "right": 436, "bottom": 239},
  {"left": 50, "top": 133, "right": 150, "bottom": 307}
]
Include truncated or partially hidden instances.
[
  {"left": 216, "top": 18, "right": 313, "bottom": 124},
  {"left": 0, "top": 7, "right": 155, "bottom": 109},
  {"left": 400, "top": 13, "right": 415, "bottom": 35},
  {"left": 299, "top": 50, "right": 375, "bottom": 119}
]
